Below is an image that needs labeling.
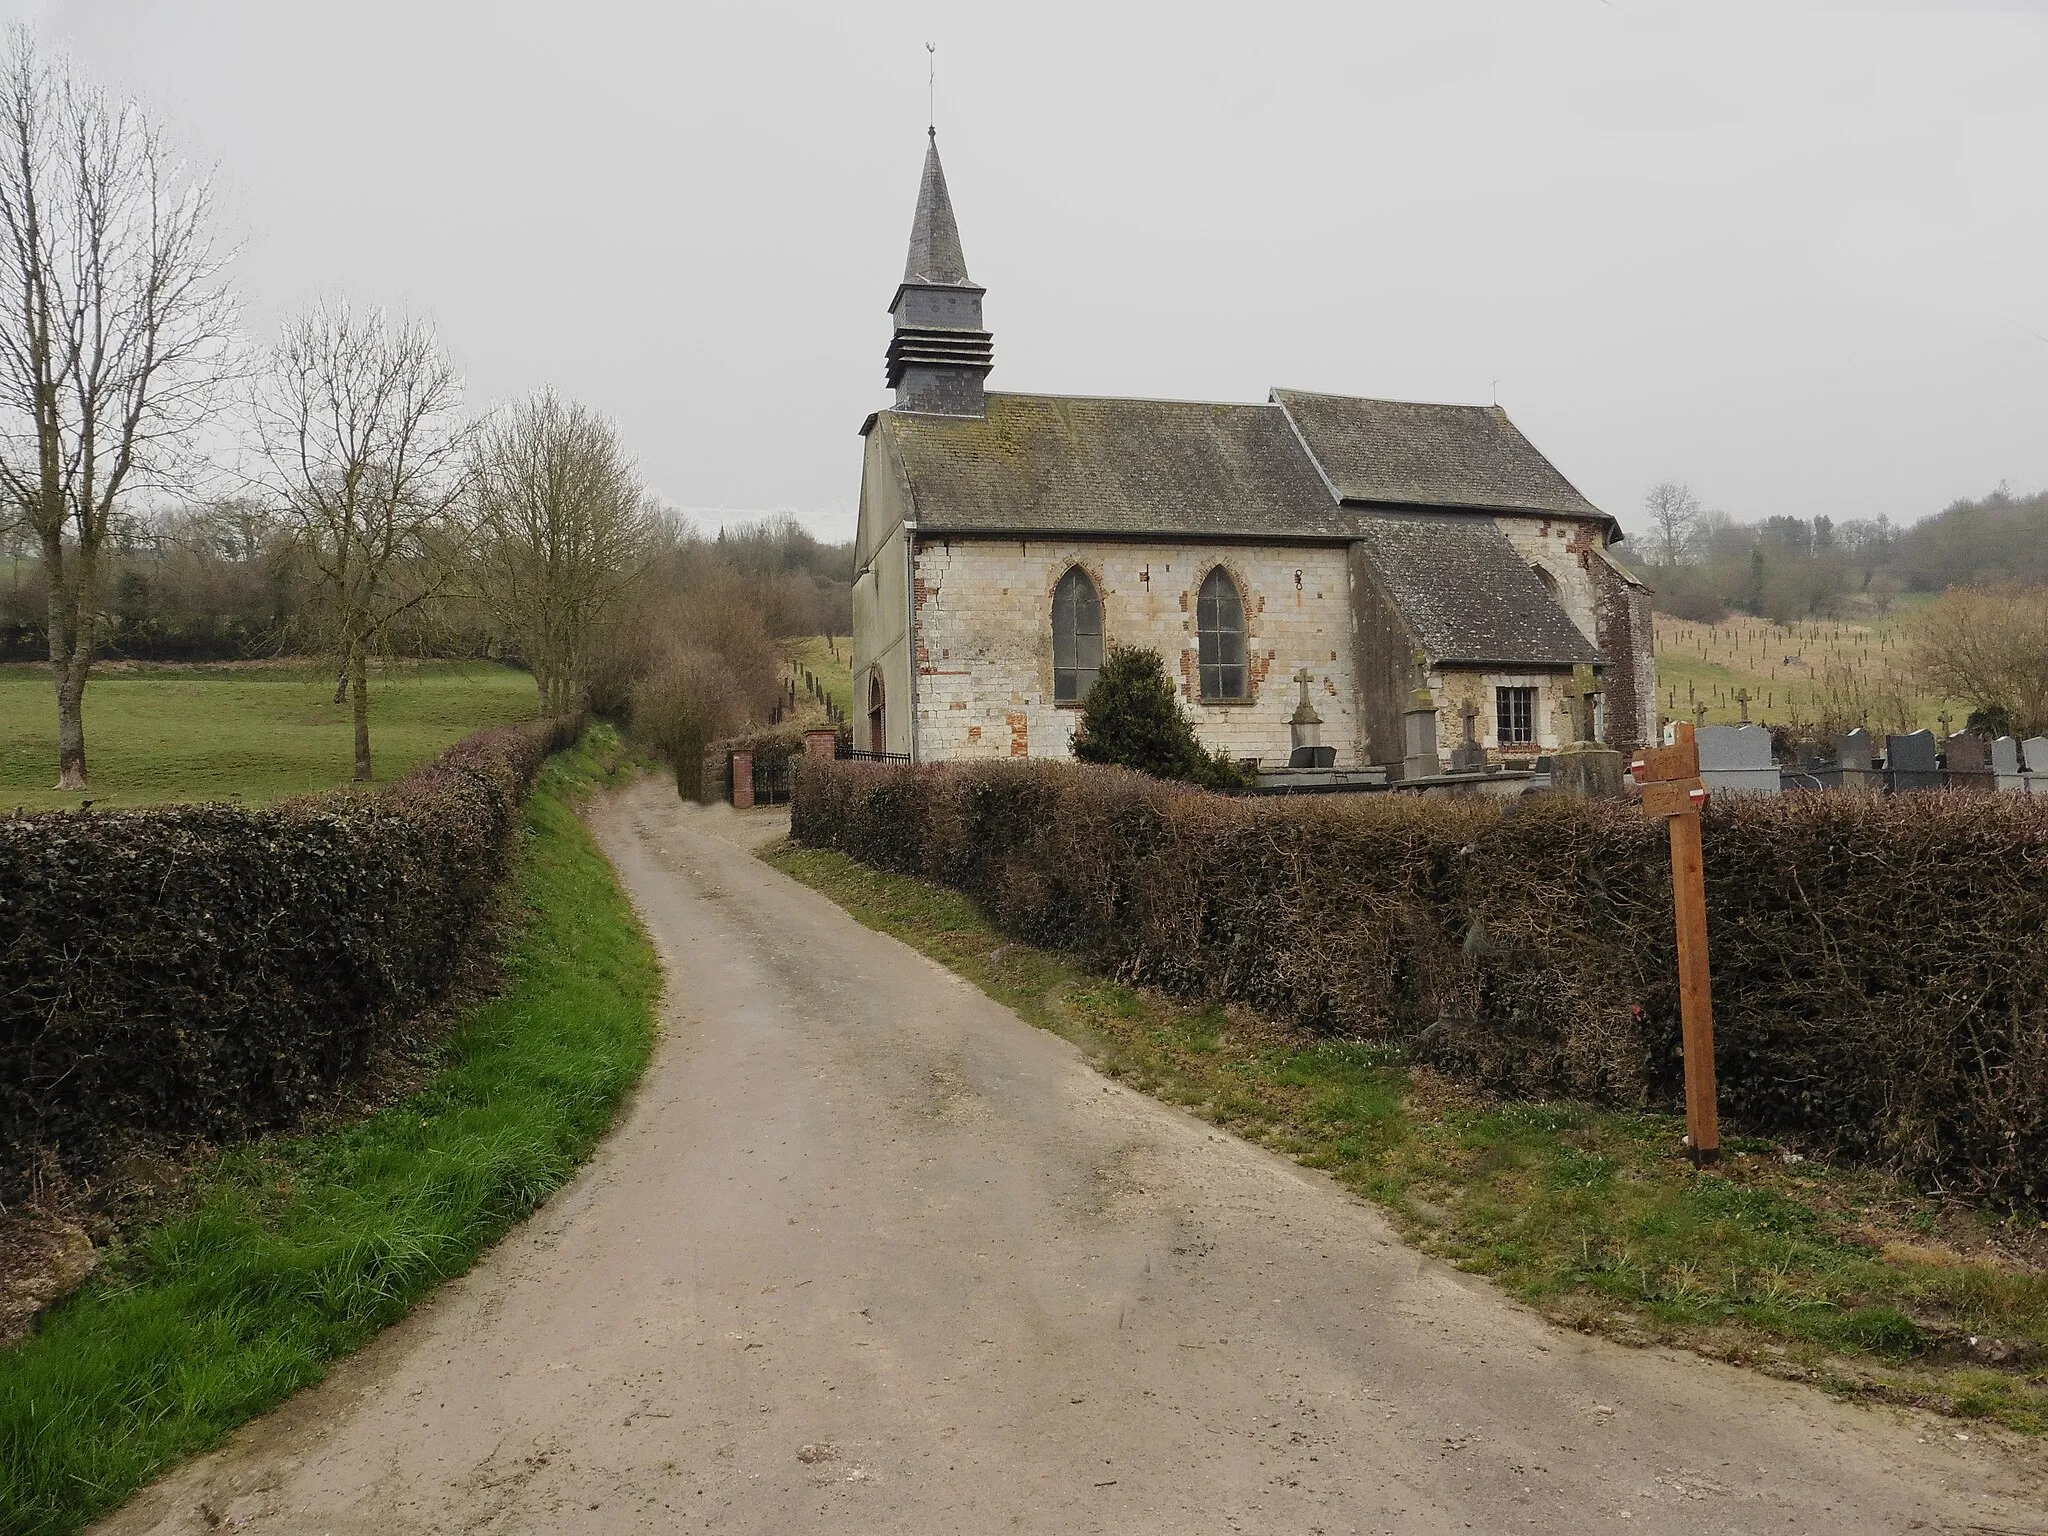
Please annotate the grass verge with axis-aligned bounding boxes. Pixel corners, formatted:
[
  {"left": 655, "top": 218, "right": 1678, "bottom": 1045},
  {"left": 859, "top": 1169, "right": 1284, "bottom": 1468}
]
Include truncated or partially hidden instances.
[
  {"left": 0, "top": 727, "right": 660, "bottom": 1536},
  {"left": 765, "top": 843, "right": 2048, "bottom": 1434}
]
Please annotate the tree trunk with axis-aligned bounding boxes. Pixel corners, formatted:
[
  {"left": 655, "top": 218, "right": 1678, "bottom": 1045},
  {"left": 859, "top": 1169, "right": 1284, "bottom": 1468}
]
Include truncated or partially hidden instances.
[
  {"left": 42, "top": 527, "right": 92, "bottom": 791},
  {"left": 536, "top": 671, "right": 550, "bottom": 717},
  {"left": 350, "top": 649, "right": 372, "bottom": 782},
  {"left": 55, "top": 651, "right": 89, "bottom": 789}
]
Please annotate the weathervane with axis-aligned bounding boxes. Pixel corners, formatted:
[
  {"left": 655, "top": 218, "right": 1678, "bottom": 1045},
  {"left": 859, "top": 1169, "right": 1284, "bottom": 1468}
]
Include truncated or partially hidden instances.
[{"left": 926, "top": 42, "right": 936, "bottom": 134}]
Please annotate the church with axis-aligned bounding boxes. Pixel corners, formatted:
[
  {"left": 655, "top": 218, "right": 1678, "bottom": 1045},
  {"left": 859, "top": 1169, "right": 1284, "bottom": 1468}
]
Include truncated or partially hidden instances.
[{"left": 851, "top": 132, "right": 1655, "bottom": 774}]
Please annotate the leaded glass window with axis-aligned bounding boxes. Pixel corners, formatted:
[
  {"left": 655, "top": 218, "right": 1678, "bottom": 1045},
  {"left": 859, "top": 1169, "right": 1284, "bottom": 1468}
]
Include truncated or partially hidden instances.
[
  {"left": 1052, "top": 566, "right": 1103, "bottom": 703},
  {"left": 1196, "top": 567, "right": 1247, "bottom": 700}
]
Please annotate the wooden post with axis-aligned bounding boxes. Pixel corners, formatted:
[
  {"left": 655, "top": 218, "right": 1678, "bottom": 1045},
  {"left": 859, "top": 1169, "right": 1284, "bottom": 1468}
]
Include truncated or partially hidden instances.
[{"left": 1630, "top": 722, "right": 1720, "bottom": 1168}]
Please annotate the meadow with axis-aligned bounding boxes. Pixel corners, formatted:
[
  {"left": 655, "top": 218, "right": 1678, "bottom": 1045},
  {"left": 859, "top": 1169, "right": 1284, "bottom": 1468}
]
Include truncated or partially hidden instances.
[
  {"left": 0, "top": 661, "right": 540, "bottom": 812},
  {"left": 784, "top": 634, "right": 853, "bottom": 720},
  {"left": 1650, "top": 599, "right": 1964, "bottom": 735}
]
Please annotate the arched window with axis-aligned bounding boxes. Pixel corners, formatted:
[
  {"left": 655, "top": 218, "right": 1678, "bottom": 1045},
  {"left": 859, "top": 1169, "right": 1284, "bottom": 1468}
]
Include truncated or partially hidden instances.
[
  {"left": 1052, "top": 566, "right": 1103, "bottom": 703},
  {"left": 1531, "top": 563, "right": 1560, "bottom": 599},
  {"left": 867, "top": 668, "right": 886, "bottom": 755},
  {"left": 1196, "top": 567, "right": 1248, "bottom": 700}
]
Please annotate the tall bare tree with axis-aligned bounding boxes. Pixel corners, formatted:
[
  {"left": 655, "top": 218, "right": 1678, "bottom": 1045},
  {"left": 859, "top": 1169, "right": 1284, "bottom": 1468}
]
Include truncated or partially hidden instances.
[
  {"left": 1642, "top": 481, "right": 1703, "bottom": 569},
  {"left": 471, "top": 389, "right": 647, "bottom": 714},
  {"left": 253, "top": 302, "right": 469, "bottom": 781},
  {"left": 0, "top": 27, "right": 235, "bottom": 788}
]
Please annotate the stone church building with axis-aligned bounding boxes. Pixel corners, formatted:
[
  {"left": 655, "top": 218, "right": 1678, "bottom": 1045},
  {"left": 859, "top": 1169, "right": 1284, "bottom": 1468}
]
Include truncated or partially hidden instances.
[{"left": 851, "top": 132, "right": 1655, "bottom": 773}]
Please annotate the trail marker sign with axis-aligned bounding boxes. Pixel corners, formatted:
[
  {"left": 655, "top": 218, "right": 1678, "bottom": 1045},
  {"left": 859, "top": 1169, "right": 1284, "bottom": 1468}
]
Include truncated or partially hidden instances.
[{"left": 1631, "top": 722, "right": 1720, "bottom": 1168}]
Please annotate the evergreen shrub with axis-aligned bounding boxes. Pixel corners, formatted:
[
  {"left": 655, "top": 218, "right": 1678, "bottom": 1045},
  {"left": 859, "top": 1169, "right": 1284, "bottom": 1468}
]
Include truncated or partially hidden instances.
[
  {"left": 1072, "top": 646, "right": 1250, "bottom": 790},
  {"left": 793, "top": 758, "right": 2048, "bottom": 1200},
  {"left": 0, "top": 715, "right": 584, "bottom": 1201}
]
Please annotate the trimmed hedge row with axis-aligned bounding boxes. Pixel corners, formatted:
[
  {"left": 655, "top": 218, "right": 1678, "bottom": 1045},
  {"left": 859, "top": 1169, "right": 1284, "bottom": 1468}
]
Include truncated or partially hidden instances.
[
  {"left": 793, "top": 759, "right": 2048, "bottom": 1199},
  {"left": 0, "top": 716, "right": 585, "bottom": 1202}
]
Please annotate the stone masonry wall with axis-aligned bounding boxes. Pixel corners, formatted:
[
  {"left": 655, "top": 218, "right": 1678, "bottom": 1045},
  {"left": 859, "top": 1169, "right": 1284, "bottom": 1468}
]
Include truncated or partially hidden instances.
[
  {"left": 912, "top": 539, "right": 1359, "bottom": 767},
  {"left": 1493, "top": 514, "right": 1657, "bottom": 752}
]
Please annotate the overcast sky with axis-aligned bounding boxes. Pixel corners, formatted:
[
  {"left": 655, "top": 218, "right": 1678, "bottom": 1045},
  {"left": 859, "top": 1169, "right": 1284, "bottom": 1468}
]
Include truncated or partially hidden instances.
[{"left": 13, "top": 0, "right": 2047, "bottom": 547}]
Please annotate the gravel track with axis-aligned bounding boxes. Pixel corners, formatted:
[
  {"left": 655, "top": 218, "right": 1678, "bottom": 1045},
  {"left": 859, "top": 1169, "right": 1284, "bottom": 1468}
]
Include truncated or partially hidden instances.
[{"left": 97, "top": 778, "right": 2047, "bottom": 1534}]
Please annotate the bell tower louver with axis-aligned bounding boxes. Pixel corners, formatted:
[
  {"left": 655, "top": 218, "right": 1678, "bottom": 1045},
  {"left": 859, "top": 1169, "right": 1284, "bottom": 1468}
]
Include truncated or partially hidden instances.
[{"left": 886, "top": 129, "right": 993, "bottom": 416}]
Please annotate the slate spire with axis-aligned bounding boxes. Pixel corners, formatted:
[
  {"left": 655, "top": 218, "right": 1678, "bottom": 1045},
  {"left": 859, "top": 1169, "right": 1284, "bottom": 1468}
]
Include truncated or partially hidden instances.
[
  {"left": 904, "top": 129, "right": 971, "bottom": 285},
  {"left": 886, "top": 129, "right": 992, "bottom": 416}
]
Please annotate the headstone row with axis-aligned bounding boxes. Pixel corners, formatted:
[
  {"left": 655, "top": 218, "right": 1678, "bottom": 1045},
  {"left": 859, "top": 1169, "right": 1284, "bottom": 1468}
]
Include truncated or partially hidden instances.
[{"left": 1676, "top": 724, "right": 2048, "bottom": 797}]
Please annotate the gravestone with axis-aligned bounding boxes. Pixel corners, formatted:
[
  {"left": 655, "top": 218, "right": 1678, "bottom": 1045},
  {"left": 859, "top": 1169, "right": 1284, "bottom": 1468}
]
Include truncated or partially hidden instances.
[
  {"left": 1399, "top": 687, "right": 1439, "bottom": 782},
  {"left": 1449, "top": 697, "right": 1488, "bottom": 773},
  {"left": 1992, "top": 736, "right": 2024, "bottom": 793},
  {"left": 2024, "top": 737, "right": 2048, "bottom": 795},
  {"left": 1289, "top": 667, "right": 1323, "bottom": 755},
  {"left": 1885, "top": 730, "right": 1941, "bottom": 793},
  {"left": 1552, "top": 664, "right": 1626, "bottom": 797},
  {"left": 1836, "top": 728, "right": 1879, "bottom": 792},
  {"left": 1696, "top": 724, "right": 1777, "bottom": 796},
  {"left": 1783, "top": 737, "right": 1839, "bottom": 792},
  {"left": 1943, "top": 731, "right": 1993, "bottom": 793}
]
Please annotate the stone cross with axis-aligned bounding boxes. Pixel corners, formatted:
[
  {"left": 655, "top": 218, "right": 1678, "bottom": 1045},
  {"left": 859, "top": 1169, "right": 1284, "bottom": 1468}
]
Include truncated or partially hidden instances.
[
  {"left": 1570, "top": 663, "right": 1605, "bottom": 744},
  {"left": 1694, "top": 701, "right": 1708, "bottom": 727},
  {"left": 1295, "top": 666, "right": 1314, "bottom": 712},
  {"left": 1460, "top": 697, "right": 1480, "bottom": 747},
  {"left": 1937, "top": 709, "right": 1953, "bottom": 742},
  {"left": 1734, "top": 686, "right": 1751, "bottom": 724}
]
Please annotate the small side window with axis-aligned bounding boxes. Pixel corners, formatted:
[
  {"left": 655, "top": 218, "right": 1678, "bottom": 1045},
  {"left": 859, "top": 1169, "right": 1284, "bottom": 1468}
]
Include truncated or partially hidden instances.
[{"left": 1496, "top": 685, "right": 1537, "bottom": 745}]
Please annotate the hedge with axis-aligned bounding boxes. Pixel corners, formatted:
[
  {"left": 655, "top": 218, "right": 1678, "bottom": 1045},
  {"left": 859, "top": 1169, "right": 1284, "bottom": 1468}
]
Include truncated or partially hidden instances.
[
  {"left": 0, "top": 715, "right": 585, "bottom": 1203},
  {"left": 793, "top": 759, "right": 2048, "bottom": 1200}
]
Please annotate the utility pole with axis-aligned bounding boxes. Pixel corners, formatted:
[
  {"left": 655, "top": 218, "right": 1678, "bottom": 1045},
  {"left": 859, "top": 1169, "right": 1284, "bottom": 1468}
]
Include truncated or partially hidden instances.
[{"left": 1631, "top": 722, "right": 1720, "bottom": 1168}]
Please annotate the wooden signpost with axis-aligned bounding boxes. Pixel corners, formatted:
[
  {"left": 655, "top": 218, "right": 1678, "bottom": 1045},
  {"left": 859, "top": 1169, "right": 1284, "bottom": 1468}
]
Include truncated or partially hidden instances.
[{"left": 1631, "top": 722, "right": 1720, "bottom": 1168}]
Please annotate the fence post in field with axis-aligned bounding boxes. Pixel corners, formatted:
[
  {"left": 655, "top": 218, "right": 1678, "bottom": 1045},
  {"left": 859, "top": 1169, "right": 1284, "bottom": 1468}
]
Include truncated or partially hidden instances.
[{"left": 1631, "top": 722, "right": 1721, "bottom": 1168}]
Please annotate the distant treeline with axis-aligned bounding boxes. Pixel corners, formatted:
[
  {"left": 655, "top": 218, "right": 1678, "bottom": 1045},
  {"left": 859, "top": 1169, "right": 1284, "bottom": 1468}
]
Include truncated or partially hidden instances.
[
  {"left": 1620, "top": 482, "right": 2048, "bottom": 623},
  {"left": 0, "top": 507, "right": 851, "bottom": 665}
]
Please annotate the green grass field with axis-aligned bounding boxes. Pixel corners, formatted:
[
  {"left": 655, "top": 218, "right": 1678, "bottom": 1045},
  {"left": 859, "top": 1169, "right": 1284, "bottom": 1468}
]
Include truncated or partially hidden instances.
[
  {"left": 0, "top": 728, "right": 660, "bottom": 1536},
  {"left": 768, "top": 845, "right": 2048, "bottom": 1433},
  {"left": 785, "top": 635, "right": 852, "bottom": 720},
  {"left": 0, "top": 662, "right": 540, "bottom": 812}
]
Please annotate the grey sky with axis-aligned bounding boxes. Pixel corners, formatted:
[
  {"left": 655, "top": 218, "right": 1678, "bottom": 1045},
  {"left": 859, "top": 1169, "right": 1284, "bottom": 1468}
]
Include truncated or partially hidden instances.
[{"left": 15, "top": 0, "right": 2048, "bottom": 547}]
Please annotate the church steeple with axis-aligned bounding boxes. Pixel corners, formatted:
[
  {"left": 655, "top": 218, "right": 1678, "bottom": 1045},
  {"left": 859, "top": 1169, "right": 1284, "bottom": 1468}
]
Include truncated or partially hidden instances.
[{"left": 886, "top": 129, "right": 993, "bottom": 416}]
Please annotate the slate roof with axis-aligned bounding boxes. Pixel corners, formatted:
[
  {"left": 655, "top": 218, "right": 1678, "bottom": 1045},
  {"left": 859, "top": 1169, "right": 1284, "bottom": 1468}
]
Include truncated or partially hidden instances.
[
  {"left": 866, "top": 388, "right": 1614, "bottom": 670},
  {"left": 1349, "top": 512, "right": 1604, "bottom": 667},
  {"left": 876, "top": 393, "right": 1344, "bottom": 539},
  {"left": 903, "top": 131, "right": 970, "bottom": 286},
  {"left": 1272, "top": 388, "right": 1605, "bottom": 520}
]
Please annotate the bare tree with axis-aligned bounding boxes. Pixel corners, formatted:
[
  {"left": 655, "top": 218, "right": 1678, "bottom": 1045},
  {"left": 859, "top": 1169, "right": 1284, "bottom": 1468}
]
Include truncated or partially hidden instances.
[
  {"left": 253, "top": 301, "right": 469, "bottom": 782},
  {"left": 1909, "top": 585, "right": 2048, "bottom": 738},
  {"left": 470, "top": 389, "right": 648, "bottom": 714},
  {"left": 0, "top": 27, "right": 235, "bottom": 788},
  {"left": 1642, "top": 481, "right": 1703, "bottom": 568}
]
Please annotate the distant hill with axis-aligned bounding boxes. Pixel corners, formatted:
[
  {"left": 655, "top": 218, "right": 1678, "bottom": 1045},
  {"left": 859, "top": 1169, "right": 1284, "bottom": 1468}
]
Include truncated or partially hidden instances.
[{"left": 1617, "top": 484, "right": 2048, "bottom": 623}]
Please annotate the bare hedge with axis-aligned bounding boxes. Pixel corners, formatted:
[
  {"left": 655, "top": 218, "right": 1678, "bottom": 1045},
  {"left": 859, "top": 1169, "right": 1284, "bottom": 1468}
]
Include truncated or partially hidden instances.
[
  {"left": 0, "top": 715, "right": 584, "bottom": 1202},
  {"left": 793, "top": 759, "right": 2048, "bottom": 1199}
]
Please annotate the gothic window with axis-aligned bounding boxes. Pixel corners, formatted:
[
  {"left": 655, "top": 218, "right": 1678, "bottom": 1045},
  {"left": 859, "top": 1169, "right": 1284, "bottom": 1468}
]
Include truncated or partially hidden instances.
[
  {"left": 1531, "top": 564, "right": 1560, "bottom": 599},
  {"left": 1052, "top": 566, "right": 1103, "bottom": 703},
  {"left": 867, "top": 669, "right": 886, "bottom": 755},
  {"left": 1197, "top": 567, "right": 1248, "bottom": 700},
  {"left": 1496, "top": 685, "right": 1537, "bottom": 746}
]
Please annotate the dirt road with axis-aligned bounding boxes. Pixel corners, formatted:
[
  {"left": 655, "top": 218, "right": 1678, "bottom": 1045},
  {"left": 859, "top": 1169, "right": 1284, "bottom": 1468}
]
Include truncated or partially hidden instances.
[{"left": 100, "top": 778, "right": 2045, "bottom": 1535}]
